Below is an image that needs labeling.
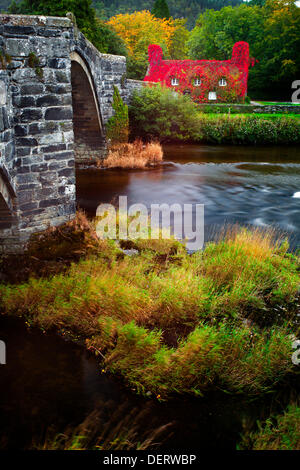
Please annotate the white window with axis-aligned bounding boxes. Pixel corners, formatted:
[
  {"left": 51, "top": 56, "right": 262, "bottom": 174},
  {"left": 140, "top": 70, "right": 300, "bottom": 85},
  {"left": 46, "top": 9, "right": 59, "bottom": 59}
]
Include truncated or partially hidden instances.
[
  {"left": 208, "top": 91, "right": 217, "bottom": 100},
  {"left": 194, "top": 78, "right": 201, "bottom": 86},
  {"left": 171, "top": 77, "right": 179, "bottom": 86},
  {"left": 219, "top": 78, "right": 227, "bottom": 87}
]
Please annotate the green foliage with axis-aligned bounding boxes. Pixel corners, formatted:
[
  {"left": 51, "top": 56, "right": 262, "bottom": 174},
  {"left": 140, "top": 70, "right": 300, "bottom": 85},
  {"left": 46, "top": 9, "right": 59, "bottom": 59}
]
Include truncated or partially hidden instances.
[
  {"left": 126, "top": 55, "right": 149, "bottom": 81},
  {"left": 196, "top": 113, "right": 300, "bottom": 145},
  {"left": 0, "top": 222, "right": 299, "bottom": 398},
  {"left": 187, "top": 4, "right": 264, "bottom": 63},
  {"left": 28, "top": 52, "right": 39, "bottom": 68},
  {"left": 92, "top": 1, "right": 244, "bottom": 29},
  {"left": 248, "top": 0, "right": 265, "bottom": 5},
  {"left": 129, "top": 85, "right": 300, "bottom": 144},
  {"left": 239, "top": 404, "right": 300, "bottom": 450},
  {"left": 28, "top": 52, "right": 43, "bottom": 79},
  {"left": 95, "top": 19, "right": 128, "bottom": 55},
  {"left": 129, "top": 85, "right": 201, "bottom": 142},
  {"left": 0, "top": 48, "right": 11, "bottom": 69},
  {"left": 168, "top": 19, "right": 190, "bottom": 60},
  {"left": 106, "top": 85, "right": 129, "bottom": 143},
  {"left": 187, "top": 1, "right": 300, "bottom": 100},
  {"left": 259, "top": 0, "right": 300, "bottom": 98},
  {"left": 151, "top": 0, "right": 170, "bottom": 20}
]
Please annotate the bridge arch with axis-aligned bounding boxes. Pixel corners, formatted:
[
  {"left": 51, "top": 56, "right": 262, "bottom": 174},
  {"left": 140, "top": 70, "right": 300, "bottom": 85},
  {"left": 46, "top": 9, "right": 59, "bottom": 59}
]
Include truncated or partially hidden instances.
[
  {"left": 0, "top": 170, "right": 15, "bottom": 230},
  {"left": 70, "top": 51, "right": 106, "bottom": 163}
]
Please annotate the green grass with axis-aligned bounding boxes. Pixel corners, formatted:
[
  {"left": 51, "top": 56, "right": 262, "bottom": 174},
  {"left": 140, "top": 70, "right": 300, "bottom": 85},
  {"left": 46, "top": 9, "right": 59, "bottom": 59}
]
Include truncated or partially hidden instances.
[
  {"left": 239, "top": 404, "right": 300, "bottom": 450},
  {"left": 129, "top": 87, "right": 300, "bottom": 144},
  {"left": 258, "top": 101, "right": 300, "bottom": 106},
  {"left": 0, "top": 215, "right": 299, "bottom": 399},
  {"left": 254, "top": 113, "right": 300, "bottom": 119},
  {"left": 204, "top": 113, "right": 300, "bottom": 119}
]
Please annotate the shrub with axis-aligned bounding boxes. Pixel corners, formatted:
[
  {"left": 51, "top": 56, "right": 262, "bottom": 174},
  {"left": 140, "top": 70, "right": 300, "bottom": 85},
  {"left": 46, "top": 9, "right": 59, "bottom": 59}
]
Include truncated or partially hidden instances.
[
  {"left": 106, "top": 85, "right": 129, "bottom": 144},
  {"left": 129, "top": 85, "right": 201, "bottom": 142},
  {"left": 129, "top": 86, "right": 300, "bottom": 144},
  {"left": 197, "top": 114, "right": 300, "bottom": 145},
  {"left": 0, "top": 223, "right": 298, "bottom": 399},
  {"left": 239, "top": 404, "right": 300, "bottom": 450}
]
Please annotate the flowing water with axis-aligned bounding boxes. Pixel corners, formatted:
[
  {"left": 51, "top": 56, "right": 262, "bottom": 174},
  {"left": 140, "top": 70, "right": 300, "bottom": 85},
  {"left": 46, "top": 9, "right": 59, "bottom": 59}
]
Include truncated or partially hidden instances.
[
  {"left": 1, "top": 145, "right": 300, "bottom": 449},
  {"left": 77, "top": 145, "right": 300, "bottom": 247},
  {"left": 0, "top": 316, "right": 296, "bottom": 450}
]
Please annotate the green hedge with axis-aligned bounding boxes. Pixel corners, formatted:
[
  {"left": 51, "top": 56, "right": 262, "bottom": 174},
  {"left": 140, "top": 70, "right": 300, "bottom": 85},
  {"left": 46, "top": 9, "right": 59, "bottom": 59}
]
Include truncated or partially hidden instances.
[
  {"left": 197, "top": 114, "right": 300, "bottom": 145},
  {"left": 129, "top": 86, "right": 300, "bottom": 145}
]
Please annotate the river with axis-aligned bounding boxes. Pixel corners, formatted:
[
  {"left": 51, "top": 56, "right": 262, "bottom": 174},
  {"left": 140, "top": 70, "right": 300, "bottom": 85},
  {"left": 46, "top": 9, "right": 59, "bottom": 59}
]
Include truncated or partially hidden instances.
[
  {"left": 0, "top": 144, "right": 299, "bottom": 449},
  {"left": 0, "top": 316, "right": 296, "bottom": 450},
  {"left": 77, "top": 145, "right": 300, "bottom": 248}
]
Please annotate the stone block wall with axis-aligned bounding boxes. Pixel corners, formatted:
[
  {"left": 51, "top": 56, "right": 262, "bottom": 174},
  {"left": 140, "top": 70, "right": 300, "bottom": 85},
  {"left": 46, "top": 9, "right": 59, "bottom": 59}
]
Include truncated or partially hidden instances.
[
  {"left": 197, "top": 103, "right": 300, "bottom": 114},
  {"left": 0, "top": 69, "right": 20, "bottom": 252},
  {"left": 0, "top": 70, "right": 15, "bottom": 193},
  {"left": 125, "top": 79, "right": 146, "bottom": 103},
  {"left": 0, "top": 14, "right": 76, "bottom": 252},
  {"left": 71, "top": 31, "right": 127, "bottom": 125},
  {"left": 0, "top": 14, "right": 149, "bottom": 252}
]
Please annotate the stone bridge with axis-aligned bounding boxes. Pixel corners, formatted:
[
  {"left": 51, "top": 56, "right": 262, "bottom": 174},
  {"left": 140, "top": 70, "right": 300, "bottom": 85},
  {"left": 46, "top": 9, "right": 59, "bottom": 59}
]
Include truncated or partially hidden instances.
[{"left": 0, "top": 14, "right": 143, "bottom": 253}]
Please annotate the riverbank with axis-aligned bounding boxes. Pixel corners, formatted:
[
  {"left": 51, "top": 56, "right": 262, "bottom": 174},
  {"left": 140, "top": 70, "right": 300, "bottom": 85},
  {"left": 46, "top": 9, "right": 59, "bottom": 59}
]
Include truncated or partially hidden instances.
[
  {"left": 129, "top": 86, "right": 300, "bottom": 145},
  {"left": 0, "top": 214, "right": 299, "bottom": 400}
]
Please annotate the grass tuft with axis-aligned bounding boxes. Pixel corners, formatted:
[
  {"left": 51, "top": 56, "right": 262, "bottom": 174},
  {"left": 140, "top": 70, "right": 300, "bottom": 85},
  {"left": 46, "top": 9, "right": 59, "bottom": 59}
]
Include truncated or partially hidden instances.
[
  {"left": 0, "top": 220, "right": 299, "bottom": 398},
  {"left": 100, "top": 140, "right": 163, "bottom": 169}
]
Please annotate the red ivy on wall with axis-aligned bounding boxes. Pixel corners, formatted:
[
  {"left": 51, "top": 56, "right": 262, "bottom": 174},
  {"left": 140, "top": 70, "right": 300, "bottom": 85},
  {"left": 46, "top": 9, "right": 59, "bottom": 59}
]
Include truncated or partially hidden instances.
[{"left": 144, "top": 42, "right": 254, "bottom": 103}]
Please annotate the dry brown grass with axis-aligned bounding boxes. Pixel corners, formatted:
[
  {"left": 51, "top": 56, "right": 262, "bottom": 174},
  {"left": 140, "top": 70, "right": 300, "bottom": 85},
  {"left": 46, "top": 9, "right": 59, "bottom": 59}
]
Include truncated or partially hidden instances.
[
  {"left": 33, "top": 402, "right": 174, "bottom": 450},
  {"left": 214, "top": 224, "right": 285, "bottom": 261},
  {"left": 100, "top": 140, "right": 163, "bottom": 169}
]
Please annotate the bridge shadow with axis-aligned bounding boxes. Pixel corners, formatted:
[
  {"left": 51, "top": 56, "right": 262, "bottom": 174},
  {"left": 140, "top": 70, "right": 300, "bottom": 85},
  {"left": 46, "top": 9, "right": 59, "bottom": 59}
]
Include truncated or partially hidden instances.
[
  {"left": 71, "top": 53, "right": 106, "bottom": 164},
  {"left": 0, "top": 193, "right": 13, "bottom": 230}
]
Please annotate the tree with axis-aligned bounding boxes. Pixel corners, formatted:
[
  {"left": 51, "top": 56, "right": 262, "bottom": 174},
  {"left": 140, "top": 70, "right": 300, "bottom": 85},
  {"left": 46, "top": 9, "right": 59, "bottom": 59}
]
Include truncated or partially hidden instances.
[
  {"left": 106, "top": 85, "right": 129, "bottom": 143},
  {"left": 89, "top": 1, "right": 245, "bottom": 30},
  {"left": 107, "top": 11, "right": 176, "bottom": 79},
  {"left": 151, "top": 0, "right": 170, "bottom": 20},
  {"left": 187, "top": 4, "right": 264, "bottom": 60},
  {"left": 168, "top": 19, "right": 190, "bottom": 59},
  {"left": 260, "top": 0, "right": 300, "bottom": 94},
  {"left": 248, "top": 0, "right": 266, "bottom": 5},
  {"left": 95, "top": 19, "right": 128, "bottom": 55},
  {"left": 187, "top": 1, "right": 300, "bottom": 99},
  {"left": 129, "top": 85, "right": 200, "bottom": 142}
]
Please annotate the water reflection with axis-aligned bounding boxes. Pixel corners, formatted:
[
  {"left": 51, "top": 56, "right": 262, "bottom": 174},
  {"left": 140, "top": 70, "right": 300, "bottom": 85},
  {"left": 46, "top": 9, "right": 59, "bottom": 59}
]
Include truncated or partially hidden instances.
[{"left": 1, "top": 316, "right": 297, "bottom": 450}]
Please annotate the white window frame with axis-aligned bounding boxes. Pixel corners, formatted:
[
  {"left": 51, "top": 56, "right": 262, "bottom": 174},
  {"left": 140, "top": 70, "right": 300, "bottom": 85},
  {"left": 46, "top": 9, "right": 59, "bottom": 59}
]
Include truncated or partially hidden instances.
[
  {"left": 208, "top": 91, "right": 217, "bottom": 101},
  {"left": 171, "top": 77, "right": 179, "bottom": 86},
  {"left": 219, "top": 78, "right": 227, "bottom": 87},
  {"left": 194, "top": 78, "right": 201, "bottom": 87}
]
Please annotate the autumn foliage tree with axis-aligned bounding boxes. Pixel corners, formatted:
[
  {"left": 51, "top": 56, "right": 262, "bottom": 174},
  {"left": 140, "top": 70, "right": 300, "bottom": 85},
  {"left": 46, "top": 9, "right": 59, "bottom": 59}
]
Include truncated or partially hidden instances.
[{"left": 107, "top": 10, "right": 189, "bottom": 79}]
